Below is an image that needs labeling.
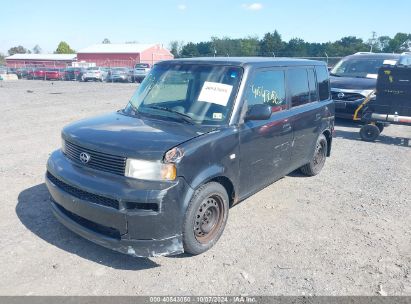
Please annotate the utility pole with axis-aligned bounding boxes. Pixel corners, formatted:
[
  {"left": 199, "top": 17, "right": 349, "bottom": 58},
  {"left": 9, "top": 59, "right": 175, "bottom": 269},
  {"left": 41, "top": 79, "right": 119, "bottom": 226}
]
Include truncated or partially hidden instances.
[{"left": 370, "top": 31, "right": 377, "bottom": 52}]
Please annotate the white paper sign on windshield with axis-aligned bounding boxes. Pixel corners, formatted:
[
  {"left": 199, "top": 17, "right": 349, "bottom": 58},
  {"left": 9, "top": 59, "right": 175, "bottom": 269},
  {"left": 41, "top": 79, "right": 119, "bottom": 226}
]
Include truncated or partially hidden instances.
[
  {"left": 383, "top": 59, "right": 397, "bottom": 66},
  {"left": 198, "top": 81, "right": 233, "bottom": 106}
]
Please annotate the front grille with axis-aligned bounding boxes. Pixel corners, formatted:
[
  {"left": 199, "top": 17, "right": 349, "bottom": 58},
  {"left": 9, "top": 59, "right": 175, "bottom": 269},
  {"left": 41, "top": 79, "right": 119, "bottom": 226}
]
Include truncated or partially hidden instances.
[
  {"left": 332, "top": 91, "right": 364, "bottom": 102},
  {"left": 64, "top": 140, "right": 126, "bottom": 176},
  {"left": 55, "top": 203, "right": 121, "bottom": 239},
  {"left": 47, "top": 172, "right": 159, "bottom": 212},
  {"left": 47, "top": 171, "right": 119, "bottom": 209}
]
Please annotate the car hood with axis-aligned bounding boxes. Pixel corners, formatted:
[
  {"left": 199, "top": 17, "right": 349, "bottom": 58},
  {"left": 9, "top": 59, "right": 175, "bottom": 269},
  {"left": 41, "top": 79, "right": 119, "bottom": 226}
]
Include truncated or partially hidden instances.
[
  {"left": 330, "top": 76, "right": 377, "bottom": 90},
  {"left": 62, "top": 112, "right": 211, "bottom": 160}
]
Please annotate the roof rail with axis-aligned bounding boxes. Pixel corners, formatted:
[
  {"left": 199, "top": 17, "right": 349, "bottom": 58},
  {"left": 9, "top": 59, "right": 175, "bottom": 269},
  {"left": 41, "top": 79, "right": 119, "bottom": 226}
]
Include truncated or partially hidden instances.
[
  {"left": 355, "top": 52, "right": 373, "bottom": 55},
  {"left": 401, "top": 52, "right": 411, "bottom": 55}
]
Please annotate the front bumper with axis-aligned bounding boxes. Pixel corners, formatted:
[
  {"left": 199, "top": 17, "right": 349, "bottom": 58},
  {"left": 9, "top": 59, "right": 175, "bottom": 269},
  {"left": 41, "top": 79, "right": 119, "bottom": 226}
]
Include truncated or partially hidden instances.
[
  {"left": 133, "top": 74, "right": 147, "bottom": 80},
  {"left": 109, "top": 75, "right": 128, "bottom": 82},
  {"left": 334, "top": 99, "right": 364, "bottom": 119},
  {"left": 83, "top": 75, "right": 103, "bottom": 81},
  {"left": 46, "top": 150, "right": 193, "bottom": 257}
]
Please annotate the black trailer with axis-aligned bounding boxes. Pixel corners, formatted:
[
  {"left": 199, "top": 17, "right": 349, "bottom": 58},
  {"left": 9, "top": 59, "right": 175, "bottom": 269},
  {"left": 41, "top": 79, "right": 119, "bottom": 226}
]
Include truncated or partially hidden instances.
[{"left": 353, "top": 63, "right": 411, "bottom": 141}]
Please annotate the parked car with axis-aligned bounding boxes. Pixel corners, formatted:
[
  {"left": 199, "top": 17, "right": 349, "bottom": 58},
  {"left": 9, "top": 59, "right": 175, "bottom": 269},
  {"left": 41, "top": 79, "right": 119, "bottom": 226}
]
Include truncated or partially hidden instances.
[
  {"left": 15, "top": 67, "right": 29, "bottom": 79},
  {"left": 64, "top": 67, "right": 86, "bottom": 81},
  {"left": 132, "top": 63, "right": 151, "bottom": 82},
  {"left": 398, "top": 52, "right": 411, "bottom": 67},
  {"left": 82, "top": 67, "right": 108, "bottom": 82},
  {"left": 45, "top": 68, "right": 66, "bottom": 80},
  {"left": 27, "top": 67, "right": 47, "bottom": 80},
  {"left": 45, "top": 58, "right": 334, "bottom": 257},
  {"left": 330, "top": 52, "right": 411, "bottom": 119},
  {"left": 107, "top": 67, "right": 133, "bottom": 83}
]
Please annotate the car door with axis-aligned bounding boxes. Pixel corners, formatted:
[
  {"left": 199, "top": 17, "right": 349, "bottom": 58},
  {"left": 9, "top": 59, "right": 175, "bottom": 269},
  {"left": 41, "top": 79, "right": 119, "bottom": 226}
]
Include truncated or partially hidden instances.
[
  {"left": 238, "top": 68, "right": 294, "bottom": 198},
  {"left": 287, "top": 67, "right": 324, "bottom": 169}
]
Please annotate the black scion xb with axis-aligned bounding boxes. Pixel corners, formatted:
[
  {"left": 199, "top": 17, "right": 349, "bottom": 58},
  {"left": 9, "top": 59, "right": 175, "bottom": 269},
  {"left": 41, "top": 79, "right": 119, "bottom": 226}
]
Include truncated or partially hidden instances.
[{"left": 46, "top": 58, "right": 335, "bottom": 257}]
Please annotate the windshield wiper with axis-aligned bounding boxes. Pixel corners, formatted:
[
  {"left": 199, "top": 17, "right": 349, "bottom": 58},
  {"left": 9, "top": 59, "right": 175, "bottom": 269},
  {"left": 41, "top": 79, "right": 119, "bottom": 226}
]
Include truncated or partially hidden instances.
[
  {"left": 329, "top": 73, "right": 341, "bottom": 77},
  {"left": 145, "top": 105, "right": 194, "bottom": 124}
]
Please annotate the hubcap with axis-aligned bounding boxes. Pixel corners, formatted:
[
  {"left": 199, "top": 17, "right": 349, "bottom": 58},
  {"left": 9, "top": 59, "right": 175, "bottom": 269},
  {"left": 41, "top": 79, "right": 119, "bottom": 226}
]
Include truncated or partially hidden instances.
[
  {"left": 194, "top": 195, "right": 224, "bottom": 243},
  {"left": 313, "top": 141, "right": 326, "bottom": 167}
]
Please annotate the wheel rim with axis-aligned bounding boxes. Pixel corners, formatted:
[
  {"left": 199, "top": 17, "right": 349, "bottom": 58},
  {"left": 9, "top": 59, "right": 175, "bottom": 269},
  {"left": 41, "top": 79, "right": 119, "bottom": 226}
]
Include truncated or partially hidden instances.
[
  {"left": 364, "top": 128, "right": 375, "bottom": 138},
  {"left": 313, "top": 140, "right": 326, "bottom": 168},
  {"left": 194, "top": 195, "right": 225, "bottom": 244}
]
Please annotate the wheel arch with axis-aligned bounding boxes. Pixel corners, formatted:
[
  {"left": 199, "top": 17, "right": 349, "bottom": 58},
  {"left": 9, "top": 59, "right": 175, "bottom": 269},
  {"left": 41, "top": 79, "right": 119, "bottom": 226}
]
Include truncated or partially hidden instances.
[
  {"left": 208, "top": 176, "right": 236, "bottom": 208},
  {"left": 322, "top": 129, "right": 332, "bottom": 157}
]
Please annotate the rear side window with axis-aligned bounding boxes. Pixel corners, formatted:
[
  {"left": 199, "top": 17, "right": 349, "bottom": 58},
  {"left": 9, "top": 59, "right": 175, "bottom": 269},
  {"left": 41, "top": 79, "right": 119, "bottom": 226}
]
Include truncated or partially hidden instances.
[
  {"left": 245, "top": 70, "right": 286, "bottom": 110},
  {"left": 288, "top": 68, "right": 310, "bottom": 107},
  {"left": 308, "top": 68, "right": 318, "bottom": 102},
  {"left": 315, "top": 66, "right": 330, "bottom": 101}
]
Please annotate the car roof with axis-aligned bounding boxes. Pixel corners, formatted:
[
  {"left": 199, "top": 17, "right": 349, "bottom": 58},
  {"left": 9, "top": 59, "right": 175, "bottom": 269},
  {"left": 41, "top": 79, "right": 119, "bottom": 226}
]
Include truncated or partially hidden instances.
[
  {"left": 343, "top": 53, "right": 401, "bottom": 60},
  {"left": 158, "top": 57, "right": 327, "bottom": 68}
]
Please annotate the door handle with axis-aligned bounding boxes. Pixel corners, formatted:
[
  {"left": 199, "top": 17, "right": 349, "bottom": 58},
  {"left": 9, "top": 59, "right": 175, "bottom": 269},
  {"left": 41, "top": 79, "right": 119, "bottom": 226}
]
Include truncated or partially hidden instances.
[
  {"left": 315, "top": 114, "right": 321, "bottom": 121},
  {"left": 283, "top": 123, "right": 291, "bottom": 130}
]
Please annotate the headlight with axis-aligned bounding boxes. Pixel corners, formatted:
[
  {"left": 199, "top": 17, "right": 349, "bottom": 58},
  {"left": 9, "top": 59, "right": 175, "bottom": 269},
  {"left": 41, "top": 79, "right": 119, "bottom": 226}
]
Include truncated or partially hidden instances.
[
  {"left": 360, "top": 90, "right": 376, "bottom": 99},
  {"left": 125, "top": 158, "right": 176, "bottom": 181}
]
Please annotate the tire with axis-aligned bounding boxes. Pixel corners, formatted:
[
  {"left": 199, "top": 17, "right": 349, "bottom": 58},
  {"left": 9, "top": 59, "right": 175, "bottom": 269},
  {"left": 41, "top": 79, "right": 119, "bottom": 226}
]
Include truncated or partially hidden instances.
[
  {"left": 182, "top": 182, "right": 229, "bottom": 255},
  {"left": 376, "top": 123, "right": 384, "bottom": 133},
  {"left": 300, "top": 134, "right": 328, "bottom": 176},
  {"left": 360, "top": 124, "right": 380, "bottom": 142}
]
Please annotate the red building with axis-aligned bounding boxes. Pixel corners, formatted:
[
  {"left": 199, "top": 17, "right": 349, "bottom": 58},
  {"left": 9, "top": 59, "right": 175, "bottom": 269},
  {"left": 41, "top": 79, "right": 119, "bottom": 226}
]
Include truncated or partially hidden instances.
[
  {"left": 76, "top": 43, "right": 174, "bottom": 67},
  {"left": 6, "top": 54, "right": 77, "bottom": 68}
]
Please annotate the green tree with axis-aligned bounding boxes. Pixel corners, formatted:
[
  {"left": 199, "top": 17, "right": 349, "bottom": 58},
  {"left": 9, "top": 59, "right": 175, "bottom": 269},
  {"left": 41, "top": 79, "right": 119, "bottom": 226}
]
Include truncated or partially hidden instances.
[
  {"left": 387, "top": 33, "right": 411, "bottom": 52},
  {"left": 377, "top": 36, "right": 391, "bottom": 52},
  {"left": 284, "top": 38, "right": 307, "bottom": 57},
  {"left": 55, "top": 41, "right": 75, "bottom": 54},
  {"left": 211, "top": 36, "right": 242, "bottom": 56},
  {"left": 0, "top": 53, "right": 5, "bottom": 65},
  {"left": 196, "top": 41, "right": 214, "bottom": 56},
  {"left": 8, "top": 45, "right": 30, "bottom": 56},
  {"left": 169, "top": 40, "right": 184, "bottom": 58},
  {"left": 260, "top": 30, "right": 283, "bottom": 56},
  {"left": 180, "top": 42, "right": 200, "bottom": 57},
  {"left": 32, "top": 45, "right": 42, "bottom": 54},
  {"left": 102, "top": 38, "right": 111, "bottom": 44},
  {"left": 239, "top": 36, "right": 260, "bottom": 56}
]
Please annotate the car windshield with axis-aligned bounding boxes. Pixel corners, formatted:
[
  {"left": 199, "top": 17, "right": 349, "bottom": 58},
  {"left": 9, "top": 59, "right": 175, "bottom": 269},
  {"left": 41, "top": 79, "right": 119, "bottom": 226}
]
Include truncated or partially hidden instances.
[
  {"left": 127, "top": 64, "right": 243, "bottom": 126},
  {"left": 87, "top": 67, "right": 99, "bottom": 70},
  {"left": 112, "top": 68, "right": 128, "bottom": 72},
  {"left": 398, "top": 56, "right": 411, "bottom": 66},
  {"left": 135, "top": 64, "right": 149, "bottom": 68},
  {"left": 330, "top": 57, "right": 397, "bottom": 78}
]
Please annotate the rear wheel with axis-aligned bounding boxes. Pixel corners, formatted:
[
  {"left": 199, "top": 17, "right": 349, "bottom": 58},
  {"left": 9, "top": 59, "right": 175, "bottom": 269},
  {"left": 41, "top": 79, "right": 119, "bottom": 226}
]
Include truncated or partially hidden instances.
[
  {"left": 300, "top": 134, "right": 328, "bottom": 176},
  {"left": 360, "top": 124, "right": 380, "bottom": 142},
  {"left": 183, "top": 182, "right": 229, "bottom": 255},
  {"left": 376, "top": 123, "right": 384, "bottom": 133}
]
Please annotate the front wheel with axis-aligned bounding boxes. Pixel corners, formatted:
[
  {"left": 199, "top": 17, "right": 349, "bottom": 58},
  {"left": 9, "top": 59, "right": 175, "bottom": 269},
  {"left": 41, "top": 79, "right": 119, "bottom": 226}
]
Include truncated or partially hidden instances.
[
  {"left": 360, "top": 124, "right": 380, "bottom": 142},
  {"left": 300, "top": 134, "right": 328, "bottom": 176},
  {"left": 183, "top": 182, "right": 229, "bottom": 255},
  {"left": 376, "top": 123, "right": 385, "bottom": 133}
]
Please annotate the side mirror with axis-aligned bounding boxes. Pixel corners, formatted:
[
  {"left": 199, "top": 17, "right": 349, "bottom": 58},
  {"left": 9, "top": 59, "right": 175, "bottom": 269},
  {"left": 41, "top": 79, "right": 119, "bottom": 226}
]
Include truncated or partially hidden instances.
[{"left": 245, "top": 104, "right": 272, "bottom": 121}]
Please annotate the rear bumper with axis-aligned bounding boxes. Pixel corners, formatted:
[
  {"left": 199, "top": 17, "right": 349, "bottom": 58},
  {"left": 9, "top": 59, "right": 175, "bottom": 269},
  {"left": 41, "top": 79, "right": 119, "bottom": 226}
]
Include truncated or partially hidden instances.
[{"left": 46, "top": 150, "right": 193, "bottom": 257}]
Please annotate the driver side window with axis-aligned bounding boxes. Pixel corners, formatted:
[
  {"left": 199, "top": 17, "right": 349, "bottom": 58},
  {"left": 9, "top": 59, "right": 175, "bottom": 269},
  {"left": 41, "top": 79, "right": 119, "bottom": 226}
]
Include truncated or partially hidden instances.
[{"left": 245, "top": 70, "right": 287, "bottom": 111}]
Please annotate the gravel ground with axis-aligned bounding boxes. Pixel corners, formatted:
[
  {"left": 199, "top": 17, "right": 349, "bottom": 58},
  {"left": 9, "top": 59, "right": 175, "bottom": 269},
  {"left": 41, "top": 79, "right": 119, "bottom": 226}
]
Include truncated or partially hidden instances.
[{"left": 0, "top": 80, "right": 410, "bottom": 296}]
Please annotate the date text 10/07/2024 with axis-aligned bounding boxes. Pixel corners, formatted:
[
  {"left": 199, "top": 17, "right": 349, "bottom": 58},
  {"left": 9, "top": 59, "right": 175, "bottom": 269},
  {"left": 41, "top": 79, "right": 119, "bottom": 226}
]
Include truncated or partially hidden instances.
[{"left": 149, "top": 296, "right": 257, "bottom": 303}]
